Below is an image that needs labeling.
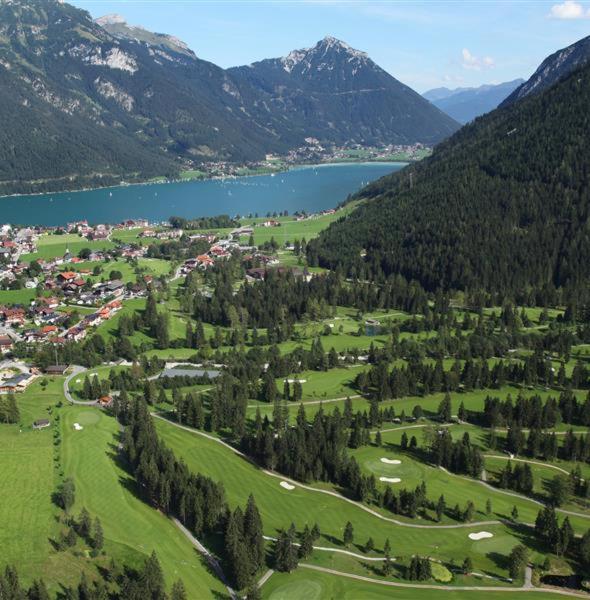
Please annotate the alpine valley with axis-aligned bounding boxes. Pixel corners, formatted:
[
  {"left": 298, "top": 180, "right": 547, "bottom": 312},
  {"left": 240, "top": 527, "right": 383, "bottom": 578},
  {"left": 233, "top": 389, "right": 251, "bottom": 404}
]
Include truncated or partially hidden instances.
[{"left": 0, "top": 0, "right": 457, "bottom": 196}]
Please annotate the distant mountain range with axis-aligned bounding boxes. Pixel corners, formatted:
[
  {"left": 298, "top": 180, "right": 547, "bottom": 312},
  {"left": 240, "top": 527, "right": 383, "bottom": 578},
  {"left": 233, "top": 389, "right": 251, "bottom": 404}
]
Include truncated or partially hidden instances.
[
  {"left": 423, "top": 80, "right": 524, "bottom": 123},
  {"left": 502, "top": 34, "right": 590, "bottom": 106},
  {"left": 0, "top": 0, "right": 458, "bottom": 196},
  {"left": 310, "top": 39, "right": 590, "bottom": 296}
]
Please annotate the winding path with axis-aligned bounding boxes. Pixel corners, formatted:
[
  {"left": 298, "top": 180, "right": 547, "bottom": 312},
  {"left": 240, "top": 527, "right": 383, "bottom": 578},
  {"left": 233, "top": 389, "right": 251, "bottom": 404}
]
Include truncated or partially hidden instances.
[
  {"left": 262, "top": 535, "right": 393, "bottom": 562},
  {"left": 297, "top": 564, "right": 589, "bottom": 597},
  {"left": 247, "top": 394, "right": 363, "bottom": 409},
  {"left": 63, "top": 365, "right": 98, "bottom": 405},
  {"left": 151, "top": 413, "right": 503, "bottom": 530},
  {"left": 172, "top": 518, "right": 237, "bottom": 599}
]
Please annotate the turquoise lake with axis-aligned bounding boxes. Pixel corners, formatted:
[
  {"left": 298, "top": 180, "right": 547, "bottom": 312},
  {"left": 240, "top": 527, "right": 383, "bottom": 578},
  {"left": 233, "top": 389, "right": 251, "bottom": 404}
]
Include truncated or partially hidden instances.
[{"left": 0, "top": 162, "right": 405, "bottom": 226}]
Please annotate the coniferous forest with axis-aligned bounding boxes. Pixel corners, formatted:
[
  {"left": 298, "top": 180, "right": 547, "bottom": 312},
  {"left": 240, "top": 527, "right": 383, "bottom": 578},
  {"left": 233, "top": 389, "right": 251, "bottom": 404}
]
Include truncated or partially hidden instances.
[{"left": 309, "top": 61, "right": 590, "bottom": 297}]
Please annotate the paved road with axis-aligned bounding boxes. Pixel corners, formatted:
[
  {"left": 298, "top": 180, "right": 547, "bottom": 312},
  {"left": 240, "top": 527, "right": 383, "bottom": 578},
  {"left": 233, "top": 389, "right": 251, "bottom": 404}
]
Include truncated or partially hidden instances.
[
  {"left": 172, "top": 518, "right": 237, "bottom": 600},
  {"left": 63, "top": 365, "right": 97, "bottom": 405},
  {"left": 247, "top": 394, "right": 363, "bottom": 409},
  {"left": 298, "top": 564, "right": 590, "bottom": 597},
  {"left": 152, "top": 413, "right": 504, "bottom": 531},
  {"left": 524, "top": 565, "right": 533, "bottom": 589},
  {"left": 257, "top": 569, "right": 274, "bottom": 589},
  {"left": 262, "top": 535, "right": 394, "bottom": 562}
]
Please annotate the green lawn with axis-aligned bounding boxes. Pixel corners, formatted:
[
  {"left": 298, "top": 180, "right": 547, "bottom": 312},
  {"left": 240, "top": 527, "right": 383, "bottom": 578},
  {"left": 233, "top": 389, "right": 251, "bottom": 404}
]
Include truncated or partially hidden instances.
[
  {"left": 0, "top": 288, "right": 37, "bottom": 306},
  {"left": 0, "top": 378, "right": 87, "bottom": 591},
  {"left": 60, "top": 406, "right": 227, "bottom": 597},
  {"left": 245, "top": 203, "right": 360, "bottom": 246},
  {"left": 261, "top": 568, "right": 567, "bottom": 600},
  {"left": 22, "top": 233, "right": 115, "bottom": 261},
  {"left": 350, "top": 439, "right": 590, "bottom": 534},
  {"left": 155, "top": 417, "right": 527, "bottom": 581}
]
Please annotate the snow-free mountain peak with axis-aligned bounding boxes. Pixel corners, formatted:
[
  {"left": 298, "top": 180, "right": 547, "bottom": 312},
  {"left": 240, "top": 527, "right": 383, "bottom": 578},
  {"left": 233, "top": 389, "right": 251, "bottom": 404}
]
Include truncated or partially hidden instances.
[
  {"left": 95, "top": 12, "right": 195, "bottom": 58},
  {"left": 502, "top": 35, "right": 590, "bottom": 106}
]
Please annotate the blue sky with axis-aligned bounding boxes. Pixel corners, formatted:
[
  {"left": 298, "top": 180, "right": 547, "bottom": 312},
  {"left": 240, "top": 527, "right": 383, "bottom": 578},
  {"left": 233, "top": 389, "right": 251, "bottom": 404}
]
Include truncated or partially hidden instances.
[{"left": 71, "top": 0, "right": 590, "bottom": 92}]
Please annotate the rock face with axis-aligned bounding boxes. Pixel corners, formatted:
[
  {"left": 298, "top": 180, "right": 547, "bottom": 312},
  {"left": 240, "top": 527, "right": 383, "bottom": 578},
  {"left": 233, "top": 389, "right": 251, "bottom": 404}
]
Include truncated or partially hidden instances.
[
  {"left": 502, "top": 35, "right": 590, "bottom": 106},
  {"left": 0, "top": 0, "right": 459, "bottom": 195},
  {"left": 423, "top": 80, "right": 524, "bottom": 123}
]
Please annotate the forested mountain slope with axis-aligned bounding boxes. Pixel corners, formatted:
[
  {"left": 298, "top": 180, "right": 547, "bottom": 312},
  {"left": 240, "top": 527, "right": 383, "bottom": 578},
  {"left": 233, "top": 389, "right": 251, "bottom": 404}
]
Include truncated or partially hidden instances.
[
  {"left": 308, "top": 61, "right": 590, "bottom": 296},
  {"left": 0, "top": 0, "right": 458, "bottom": 195}
]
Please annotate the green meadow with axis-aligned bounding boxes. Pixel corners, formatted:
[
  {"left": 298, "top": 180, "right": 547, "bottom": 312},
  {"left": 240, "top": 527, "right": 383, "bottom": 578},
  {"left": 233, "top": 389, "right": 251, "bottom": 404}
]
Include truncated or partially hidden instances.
[
  {"left": 261, "top": 568, "right": 567, "bottom": 600},
  {"left": 155, "top": 417, "right": 531, "bottom": 582},
  {"left": 60, "top": 405, "right": 227, "bottom": 597},
  {"left": 22, "top": 233, "right": 115, "bottom": 261}
]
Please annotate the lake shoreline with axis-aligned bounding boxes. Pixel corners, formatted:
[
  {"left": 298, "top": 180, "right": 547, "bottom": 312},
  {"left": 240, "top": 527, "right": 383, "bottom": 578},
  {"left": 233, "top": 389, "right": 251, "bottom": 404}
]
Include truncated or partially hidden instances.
[
  {"left": 0, "top": 160, "right": 408, "bottom": 202},
  {"left": 0, "top": 162, "right": 406, "bottom": 226}
]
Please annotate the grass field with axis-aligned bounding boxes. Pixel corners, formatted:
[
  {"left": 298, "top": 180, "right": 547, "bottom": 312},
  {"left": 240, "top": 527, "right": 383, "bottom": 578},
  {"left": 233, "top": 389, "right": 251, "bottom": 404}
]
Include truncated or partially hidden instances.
[
  {"left": 246, "top": 202, "right": 360, "bottom": 246},
  {"left": 261, "top": 568, "right": 567, "bottom": 600},
  {"left": 0, "top": 287, "right": 38, "bottom": 306},
  {"left": 155, "top": 417, "right": 532, "bottom": 581},
  {"left": 0, "top": 378, "right": 88, "bottom": 591},
  {"left": 60, "top": 406, "right": 227, "bottom": 597},
  {"left": 350, "top": 438, "right": 590, "bottom": 534},
  {"left": 21, "top": 233, "right": 115, "bottom": 261},
  {"left": 63, "top": 257, "right": 172, "bottom": 285}
]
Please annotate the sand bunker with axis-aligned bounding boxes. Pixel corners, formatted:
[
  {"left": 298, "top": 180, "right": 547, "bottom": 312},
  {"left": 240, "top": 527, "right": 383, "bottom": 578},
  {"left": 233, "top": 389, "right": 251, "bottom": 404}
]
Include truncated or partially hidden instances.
[
  {"left": 73, "top": 423, "right": 83, "bottom": 431},
  {"left": 280, "top": 481, "right": 295, "bottom": 491},
  {"left": 468, "top": 531, "right": 493, "bottom": 541},
  {"left": 380, "top": 458, "right": 401, "bottom": 465},
  {"left": 379, "top": 477, "right": 401, "bottom": 483},
  {"left": 284, "top": 379, "right": 307, "bottom": 384}
]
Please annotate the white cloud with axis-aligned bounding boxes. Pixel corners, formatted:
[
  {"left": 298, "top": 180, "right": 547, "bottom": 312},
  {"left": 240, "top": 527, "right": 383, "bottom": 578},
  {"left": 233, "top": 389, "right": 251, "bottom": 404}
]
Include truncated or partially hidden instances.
[
  {"left": 548, "top": 1, "right": 590, "bottom": 19},
  {"left": 461, "top": 48, "right": 495, "bottom": 71}
]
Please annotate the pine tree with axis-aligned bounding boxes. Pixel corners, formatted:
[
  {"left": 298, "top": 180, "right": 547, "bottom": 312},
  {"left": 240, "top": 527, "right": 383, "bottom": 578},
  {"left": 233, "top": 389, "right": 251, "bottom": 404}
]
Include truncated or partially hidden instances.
[
  {"left": 486, "top": 499, "right": 492, "bottom": 515},
  {"left": 141, "top": 551, "right": 166, "bottom": 598},
  {"left": 93, "top": 517, "right": 104, "bottom": 551},
  {"left": 436, "top": 494, "right": 446, "bottom": 522},
  {"left": 78, "top": 507, "right": 91, "bottom": 539},
  {"left": 244, "top": 495, "right": 265, "bottom": 574},
  {"left": 383, "top": 538, "right": 392, "bottom": 576},
  {"left": 438, "top": 393, "right": 452, "bottom": 422},
  {"left": 400, "top": 432, "right": 408, "bottom": 450},
  {"left": 365, "top": 537, "right": 375, "bottom": 553},
  {"left": 343, "top": 521, "right": 354, "bottom": 547},
  {"left": 57, "top": 478, "right": 75, "bottom": 512},
  {"left": 29, "top": 579, "right": 50, "bottom": 600},
  {"left": 462, "top": 556, "right": 473, "bottom": 574},
  {"left": 511, "top": 506, "right": 519, "bottom": 521},
  {"left": 508, "top": 545, "right": 528, "bottom": 579},
  {"left": 170, "top": 579, "right": 187, "bottom": 600},
  {"left": 274, "top": 527, "right": 298, "bottom": 572},
  {"left": 299, "top": 525, "right": 314, "bottom": 559}
]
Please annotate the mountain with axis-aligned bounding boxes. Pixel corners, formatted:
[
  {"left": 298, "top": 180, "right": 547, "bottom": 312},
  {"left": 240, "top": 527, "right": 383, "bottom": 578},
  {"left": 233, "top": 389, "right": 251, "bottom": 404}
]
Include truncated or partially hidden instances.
[
  {"left": 308, "top": 59, "right": 590, "bottom": 296},
  {"left": 95, "top": 14, "right": 195, "bottom": 58},
  {"left": 0, "top": 1, "right": 458, "bottom": 196},
  {"left": 229, "top": 37, "right": 459, "bottom": 146},
  {"left": 502, "top": 35, "right": 590, "bottom": 106},
  {"left": 0, "top": 0, "right": 284, "bottom": 195},
  {"left": 423, "top": 79, "right": 524, "bottom": 123}
]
